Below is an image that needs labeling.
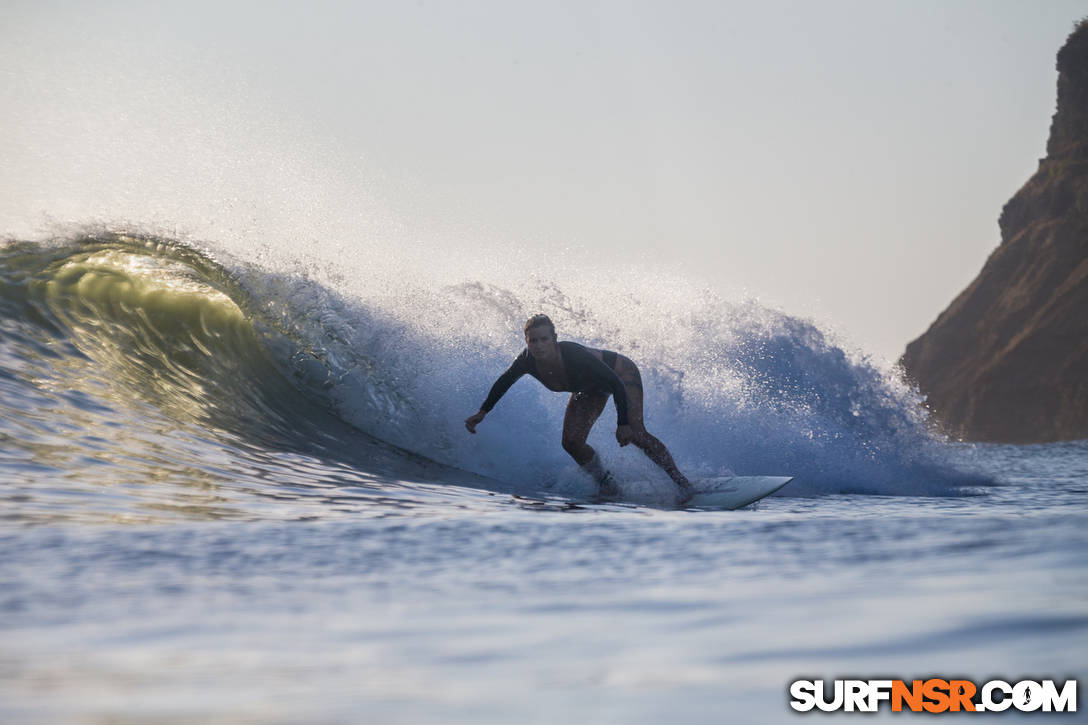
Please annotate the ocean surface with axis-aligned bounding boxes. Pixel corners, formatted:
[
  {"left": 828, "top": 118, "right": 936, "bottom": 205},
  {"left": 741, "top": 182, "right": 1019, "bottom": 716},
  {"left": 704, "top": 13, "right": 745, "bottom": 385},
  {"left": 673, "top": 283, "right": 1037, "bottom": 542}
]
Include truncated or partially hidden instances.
[{"left": 1, "top": 232, "right": 1085, "bottom": 723}]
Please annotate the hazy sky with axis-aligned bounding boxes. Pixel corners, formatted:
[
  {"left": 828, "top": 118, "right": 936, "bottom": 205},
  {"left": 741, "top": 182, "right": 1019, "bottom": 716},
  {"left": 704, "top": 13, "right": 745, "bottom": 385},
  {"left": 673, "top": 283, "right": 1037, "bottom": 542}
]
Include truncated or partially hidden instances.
[{"left": 3, "top": 0, "right": 1085, "bottom": 362}]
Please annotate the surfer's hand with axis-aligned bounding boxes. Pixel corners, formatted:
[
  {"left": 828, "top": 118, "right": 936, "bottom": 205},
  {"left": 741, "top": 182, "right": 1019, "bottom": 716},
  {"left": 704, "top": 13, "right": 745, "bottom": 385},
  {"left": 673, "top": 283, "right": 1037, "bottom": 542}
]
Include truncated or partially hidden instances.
[
  {"left": 615, "top": 424, "right": 634, "bottom": 447},
  {"left": 465, "top": 410, "right": 486, "bottom": 434}
]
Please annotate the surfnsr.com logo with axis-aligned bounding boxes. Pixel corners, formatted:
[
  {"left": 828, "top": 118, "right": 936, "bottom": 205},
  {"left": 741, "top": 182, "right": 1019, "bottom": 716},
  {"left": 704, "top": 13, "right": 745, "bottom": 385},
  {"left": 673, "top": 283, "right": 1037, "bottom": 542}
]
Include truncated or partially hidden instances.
[{"left": 789, "top": 679, "right": 1077, "bottom": 713}]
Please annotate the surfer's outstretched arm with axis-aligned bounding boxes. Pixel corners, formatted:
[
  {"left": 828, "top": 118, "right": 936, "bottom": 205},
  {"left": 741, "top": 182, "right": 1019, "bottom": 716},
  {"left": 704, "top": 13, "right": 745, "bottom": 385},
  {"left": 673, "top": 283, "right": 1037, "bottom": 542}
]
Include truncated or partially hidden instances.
[{"left": 465, "top": 353, "right": 529, "bottom": 433}]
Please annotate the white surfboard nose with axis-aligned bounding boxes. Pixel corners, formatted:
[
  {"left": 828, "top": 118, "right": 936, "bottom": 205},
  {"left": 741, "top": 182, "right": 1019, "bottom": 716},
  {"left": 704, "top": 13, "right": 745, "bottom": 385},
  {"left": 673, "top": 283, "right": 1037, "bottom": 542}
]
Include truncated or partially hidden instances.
[{"left": 686, "top": 476, "right": 794, "bottom": 510}]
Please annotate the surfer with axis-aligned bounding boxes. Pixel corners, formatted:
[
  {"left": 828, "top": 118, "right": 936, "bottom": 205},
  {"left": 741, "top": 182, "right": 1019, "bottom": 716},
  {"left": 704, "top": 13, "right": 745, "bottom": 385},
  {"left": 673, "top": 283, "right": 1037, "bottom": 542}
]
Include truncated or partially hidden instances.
[{"left": 465, "top": 314, "right": 694, "bottom": 504}]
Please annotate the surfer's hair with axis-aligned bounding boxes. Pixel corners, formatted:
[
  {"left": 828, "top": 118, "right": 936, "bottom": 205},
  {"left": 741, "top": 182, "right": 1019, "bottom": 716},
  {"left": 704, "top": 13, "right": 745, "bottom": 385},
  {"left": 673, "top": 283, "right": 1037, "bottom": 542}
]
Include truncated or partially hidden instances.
[{"left": 524, "top": 314, "right": 555, "bottom": 337}]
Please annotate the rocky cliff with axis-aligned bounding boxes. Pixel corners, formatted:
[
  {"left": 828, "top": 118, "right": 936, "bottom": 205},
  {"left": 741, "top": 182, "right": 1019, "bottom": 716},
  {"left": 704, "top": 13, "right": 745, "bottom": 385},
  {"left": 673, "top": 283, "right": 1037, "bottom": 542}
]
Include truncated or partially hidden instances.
[{"left": 900, "top": 20, "right": 1088, "bottom": 443}]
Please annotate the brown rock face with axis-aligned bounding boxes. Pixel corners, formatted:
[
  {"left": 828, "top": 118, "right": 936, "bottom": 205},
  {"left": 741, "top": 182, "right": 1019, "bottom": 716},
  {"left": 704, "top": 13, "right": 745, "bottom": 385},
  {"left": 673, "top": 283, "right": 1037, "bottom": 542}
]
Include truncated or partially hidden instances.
[{"left": 900, "top": 20, "right": 1088, "bottom": 443}]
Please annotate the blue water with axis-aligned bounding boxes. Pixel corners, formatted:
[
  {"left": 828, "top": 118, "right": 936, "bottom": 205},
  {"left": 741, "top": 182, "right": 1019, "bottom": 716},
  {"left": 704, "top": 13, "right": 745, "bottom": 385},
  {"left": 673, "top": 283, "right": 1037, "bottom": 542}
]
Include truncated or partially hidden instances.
[{"left": 1, "top": 234, "right": 1085, "bottom": 723}]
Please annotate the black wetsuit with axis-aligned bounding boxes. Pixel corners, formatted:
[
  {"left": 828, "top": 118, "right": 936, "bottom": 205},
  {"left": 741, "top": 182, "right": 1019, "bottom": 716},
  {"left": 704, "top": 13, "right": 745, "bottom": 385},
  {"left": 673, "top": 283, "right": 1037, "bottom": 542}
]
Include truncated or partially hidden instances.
[{"left": 480, "top": 341, "right": 630, "bottom": 425}]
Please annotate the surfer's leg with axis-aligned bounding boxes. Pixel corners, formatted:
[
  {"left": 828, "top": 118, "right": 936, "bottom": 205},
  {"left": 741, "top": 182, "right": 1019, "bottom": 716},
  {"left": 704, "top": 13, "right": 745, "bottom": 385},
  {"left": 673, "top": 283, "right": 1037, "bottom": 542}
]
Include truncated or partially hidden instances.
[
  {"left": 615, "top": 356, "right": 692, "bottom": 495},
  {"left": 561, "top": 391, "right": 608, "bottom": 465},
  {"left": 562, "top": 392, "right": 618, "bottom": 496},
  {"left": 626, "top": 386, "right": 690, "bottom": 487}
]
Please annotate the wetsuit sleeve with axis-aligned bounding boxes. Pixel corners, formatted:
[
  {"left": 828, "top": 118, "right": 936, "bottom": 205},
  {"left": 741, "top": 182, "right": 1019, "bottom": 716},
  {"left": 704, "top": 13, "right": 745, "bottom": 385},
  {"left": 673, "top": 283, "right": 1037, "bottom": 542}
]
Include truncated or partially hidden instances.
[
  {"left": 567, "top": 344, "right": 630, "bottom": 426},
  {"left": 479, "top": 351, "right": 529, "bottom": 412}
]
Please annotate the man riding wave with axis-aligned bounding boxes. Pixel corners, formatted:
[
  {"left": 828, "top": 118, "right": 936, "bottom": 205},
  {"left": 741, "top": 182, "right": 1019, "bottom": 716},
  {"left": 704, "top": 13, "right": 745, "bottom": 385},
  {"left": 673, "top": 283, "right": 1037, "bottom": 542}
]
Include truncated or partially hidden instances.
[{"left": 465, "top": 314, "right": 693, "bottom": 504}]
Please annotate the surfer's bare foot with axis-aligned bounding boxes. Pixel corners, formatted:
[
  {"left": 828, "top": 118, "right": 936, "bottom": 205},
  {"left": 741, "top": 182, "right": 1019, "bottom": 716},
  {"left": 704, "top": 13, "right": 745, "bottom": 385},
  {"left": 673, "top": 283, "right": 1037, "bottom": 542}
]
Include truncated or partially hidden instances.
[
  {"left": 676, "top": 481, "right": 694, "bottom": 506},
  {"left": 597, "top": 472, "right": 621, "bottom": 500}
]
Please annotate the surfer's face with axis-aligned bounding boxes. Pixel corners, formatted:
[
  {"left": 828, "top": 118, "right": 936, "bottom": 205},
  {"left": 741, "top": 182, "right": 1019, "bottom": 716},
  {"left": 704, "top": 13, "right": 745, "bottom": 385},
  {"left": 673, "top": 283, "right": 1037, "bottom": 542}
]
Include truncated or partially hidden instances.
[{"left": 525, "top": 325, "right": 558, "bottom": 360}]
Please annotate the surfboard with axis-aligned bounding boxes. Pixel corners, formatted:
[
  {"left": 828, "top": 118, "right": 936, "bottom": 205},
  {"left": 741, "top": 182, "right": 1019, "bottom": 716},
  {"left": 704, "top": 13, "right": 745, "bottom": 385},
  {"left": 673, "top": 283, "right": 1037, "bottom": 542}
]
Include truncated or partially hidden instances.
[{"left": 685, "top": 475, "right": 793, "bottom": 509}]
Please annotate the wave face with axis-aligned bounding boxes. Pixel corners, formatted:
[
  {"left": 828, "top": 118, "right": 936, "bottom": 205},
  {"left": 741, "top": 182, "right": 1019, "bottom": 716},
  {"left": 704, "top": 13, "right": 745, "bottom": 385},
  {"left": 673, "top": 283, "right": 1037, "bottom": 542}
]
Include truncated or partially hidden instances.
[
  {"left": 0, "top": 230, "right": 986, "bottom": 519},
  {"left": 1, "top": 234, "right": 333, "bottom": 447}
]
